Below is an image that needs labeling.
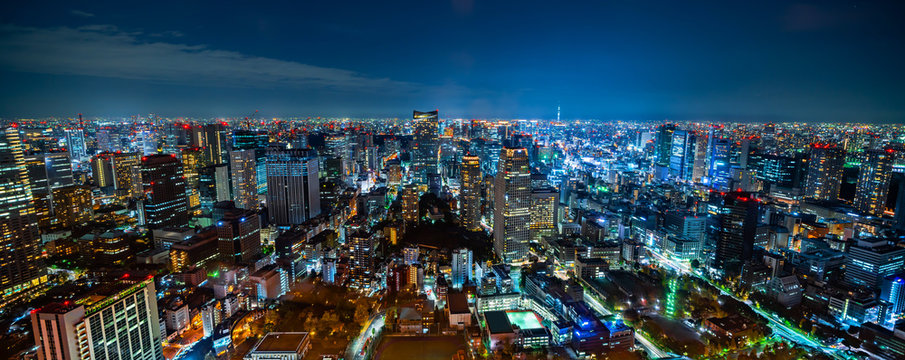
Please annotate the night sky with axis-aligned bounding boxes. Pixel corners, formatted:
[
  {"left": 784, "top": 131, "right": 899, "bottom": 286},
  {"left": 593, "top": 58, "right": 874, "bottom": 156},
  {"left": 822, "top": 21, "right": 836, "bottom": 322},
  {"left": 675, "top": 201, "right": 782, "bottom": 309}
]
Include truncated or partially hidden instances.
[{"left": 1, "top": 1, "right": 903, "bottom": 122}]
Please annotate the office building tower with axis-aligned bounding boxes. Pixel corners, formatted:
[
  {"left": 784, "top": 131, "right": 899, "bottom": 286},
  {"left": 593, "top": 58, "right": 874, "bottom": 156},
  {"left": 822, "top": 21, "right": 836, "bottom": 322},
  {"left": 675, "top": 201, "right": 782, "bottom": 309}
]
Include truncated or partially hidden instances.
[
  {"left": 460, "top": 155, "right": 482, "bottom": 231},
  {"left": 90, "top": 154, "right": 115, "bottom": 188},
  {"left": 451, "top": 248, "right": 473, "bottom": 289},
  {"left": 403, "top": 246, "right": 419, "bottom": 266},
  {"left": 692, "top": 135, "right": 709, "bottom": 183},
  {"left": 804, "top": 143, "right": 845, "bottom": 201},
  {"left": 669, "top": 130, "right": 697, "bottom": 181},
  {"left": 92, "top": 152, "right": 141, "bottom": 202},
  {"left": 0, "top": 127, "right": 45, "bottom": 301},
  {"left": 493, "top": 147, "right": 531, "bottom": 263},
  {"left": 233, "top": 130, "right": 268, "bottom": 150},
  {"left": 664, "top": 211, "right": 707, "bottom": 242},
  {"left": 708, "top": 138, "right": 732, "bottom": 189},
  {"left": 141, "top": 154, "right": 188, "bottom": 228},
  {"left": 350, "top": 231, "right": 375, "bottom": 287},
  {"left": 855, "top": 149, "right": 896, "bottom": 216},
  {"left": 64, "top": 128, "right": 87, "bottom": 163},
  {"left": 202, "top": 123, "right": 228, "bottom": 165},
  {"left": 530, "top": 187, "right": 558, "bottom": 243},
  {"left": 265, "top": 147, "right": 320, "bottom": 225},
  {"left": 895, "top": 172, "right": 905, "bottom": 232},
  {"left": 401, "top": 184, "right": 420, "bottom": 223},
  {"left": 230, "top": 149, "right": 258, "bottom": 210},
  {"left": 181, "top": 147, "right": 204, "bottom": 190},
  {"left": 751, "top": 152, "right": 807, "bottom": 189},
  {"left": 412, "top": 110, "right": 439, "bottom": 186},
  {"left": 880, "top": 274, "right": 905, "bottom": 327},
  {"left": 714, "top": 192, "right": 760, "bottom": 273},
  {"left": 50, "top": 185, "right": 93, "bottom": 229},
  {"left": 25, "top": 152, "right": 74, "bottom": 195},
  {"left": 217, "top": 209, "right": 261, "bottom": 264},
  {"left": 845, "top": 239, "right": 905, "bottom": 289},
  {"left": 655, "top": 124, "right": 676, "bottom": 167},
  {"left": 30, "top": 278, "right": 163, "bottom": 360},
  {"left": 199, "top": 164, "right": 231, "bottom": 209}
]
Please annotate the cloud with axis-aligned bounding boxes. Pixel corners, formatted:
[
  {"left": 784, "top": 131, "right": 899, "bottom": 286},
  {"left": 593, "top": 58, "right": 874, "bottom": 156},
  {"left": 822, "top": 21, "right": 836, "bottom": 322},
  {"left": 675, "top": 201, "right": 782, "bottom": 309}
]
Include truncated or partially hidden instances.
[
  {"left": 0, "top": 24, "right": 416, "bottom": 93},
  {"left": 70, "top": 10, "right": 95, "bottom": 18}
]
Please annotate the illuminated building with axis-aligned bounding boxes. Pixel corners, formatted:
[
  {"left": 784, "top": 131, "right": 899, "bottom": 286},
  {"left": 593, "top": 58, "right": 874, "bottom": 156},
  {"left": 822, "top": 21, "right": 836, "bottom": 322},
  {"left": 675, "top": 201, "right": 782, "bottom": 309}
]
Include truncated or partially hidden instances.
[
  {"left": 50, "top": 185, "right": 93, "bottom": 229},
  {"left": 83, "top": 230, "right": 133, "bottom": 265},
  {"left": 216, "top": 209, "right": 261, "bottom": 264},
  {"left": 140, "top": 154, "right": 189, "bottom": 228},
  {"left": 411, "top": 110, "right": 439, "bottom": 186},
  {"left": 64, "top": 128, "right": 87, "bottom": 163},
  {"left": 0, "top": 127, "right": 46, "bottom": 301},
  {"left": 401, "top": 184, "right": 420, "bottom": 223},
  {"left": 30, "top": 278, "right": 163, "bottom": 360},
  {"left": 669, "top": 129, "right": 698, "bottom": 181},
  {"left": 245, "top": 332, "right": 310, "bottom": 360},
  {"left": 493, "top": 147, "right": 531, "bottom": 263},
  {"left": 169, "top": 228, "right": 218, "bottom": 272},
  {"left": 708, "top": 138, "right": 732, "bottom": 190},
  {"left": 181, "top": 147, "right": 204, "bottom": 189},
  {"left": 233, "top": 130, "right": 268, "bottom": 194},
  {"left": 229, "top": 149, "right": 258, "bottom": 210},
  {"left": 855, "top": 149, "right": 896, "bottom": 216},
  {"left": 459, "top": 155, "right": 482, "bottom": 231},
  {"left": 349, "top": 231, "right": 375, "bottom": 288},
  {"left": 92, "top": 152, "right": 141, "bottom": 203},
  {"left": 202, "top": 123, "right": 228, "bottom": 165},
  {"left": 714, "top": 192, "right": 760, "bottom": 274},
  {"left": 655, "top": 124, "right": 676, "bottom": 168},
  {"left": 880, "top": 274, "right": 905, "bottom": 327},
  {"left": 804, "top": 143, "right": 845, "bottom": 201},
  {"left": 665, "top": 277, "right": 678, "bottom": 317},
  {"left": 199, "top": 163, "right": 231, "bottom": 208},
  {"left": 845, "top": 238, "right": 905, "bottom": 289},
  {"left": 265, "top": 147, "right": 320, "bottom": 225},
  {"left": 530, "top": 187, "right": 558, "bottom": 243},
  {"left": 750, "top": 152, "right": 807, "bottom": 189},
  {"left": 451, "top": 248, "right": 472, "bottom": 289}
]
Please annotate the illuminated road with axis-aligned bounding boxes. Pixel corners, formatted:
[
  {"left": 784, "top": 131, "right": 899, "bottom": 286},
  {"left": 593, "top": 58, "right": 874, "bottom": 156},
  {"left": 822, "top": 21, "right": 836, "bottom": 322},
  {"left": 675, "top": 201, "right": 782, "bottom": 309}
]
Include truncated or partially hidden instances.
[
  {"left": 345, "top": 310, "right": 386, "bottom": 360},
  {"left": 581, "top": 283, "right": 671, "bottom": 359},
  {"left": 645, "top": 250, "right": 847, "bottom": 359}
]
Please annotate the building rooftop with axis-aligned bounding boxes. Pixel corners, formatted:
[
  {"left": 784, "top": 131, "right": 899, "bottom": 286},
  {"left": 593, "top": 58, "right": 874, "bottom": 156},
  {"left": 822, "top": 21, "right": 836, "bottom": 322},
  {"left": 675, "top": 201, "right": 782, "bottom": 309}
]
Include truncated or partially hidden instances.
[
  {"left": 250, "top": 332, "right": 309, "bottom": 353},
  {"left": 506, "top": 310, "right": 544, "bottom": 330}
]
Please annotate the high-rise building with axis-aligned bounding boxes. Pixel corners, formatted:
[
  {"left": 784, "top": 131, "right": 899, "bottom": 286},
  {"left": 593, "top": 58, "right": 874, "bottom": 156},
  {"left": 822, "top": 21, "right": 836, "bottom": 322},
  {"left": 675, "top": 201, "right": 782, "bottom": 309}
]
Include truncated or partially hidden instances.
[
  {"left": 50, "top": 185, "right": 93, "bottom": 229},
  {"left": 349, "top": 231, "right": 375, "bottom": 288},
  {"left": 64, "top": 128, "right": 87, "bottom": 163},
  {"left": 854, "top": 149, "right": 896, "bottom": 216},
  {"left": 708, "top": 138, "right": 732, "bottom": 190},
  {"left": 493, "top": 147, "right": 531, "bottom": 263},
  {"left": 880, "top": 274, "right": 905, "bottom": 328},
  {"left": 412, "top": 110, "right": 439, "bottom": 186},
  {"left": 25, "top": 152, "right": 73, "bottom": 195},
  {"left": 141, "top": 154, "right": 188, "bottom": 228},
  {"left": 655, "top": 124, "right": 676, "bottom": 168},
  {"left": 265, "top": 147, "right": 320, "bottom": 226},
  {"left": 401, "top": 184, "right": 420, "bottom": 223},
  {"left": 804, "top": 143, "right": 845, "bottom": 201},
  {"left": 751, "top": 152, "right": 807, "bottom": 189},
  {"left": 92, "top": 152, "right": 141, "bottom": 202},
  {"left": 30, "top": 278, "right": 163, "bottom": 360},
  {"left": 530, "top": 187, "right": 558, "bottom": 243},
  {"left": 664, "top": 211, "right": 706, "bottom": 242},
  {"left": 233, "top": 130, "right": 269, "bottom": 150},
  {"left": 0, "top": 127, "right": 45, "bottom": 301},
  {"left": 199, "top": 164, "right": 231, "bottom": 208},
  {"left": 230, "top": 149, "right": 258, "bottom": 210},
  {"left": 451, "top": 248, "right": 473, "bottom": 289},
  {"left": 460, "top": 155, "right": 482, "bottom": 231},
  {"left": 202, "top": 123, "right": 228, "bottom": 165},
  {"left": 845, "top": 239, "right": 905, "bottom": 289},
  {"left": 714, "top": 192, "right": 760, "bottom": 274},
  {"left": 217, "top": 209, "right": 261, "bottom": 264},
  {"left": 669, "top": 130, "right": 697, "bottom": 181},
  {"left": 181, "top": 147, "right": 204, "bottom": 190}
]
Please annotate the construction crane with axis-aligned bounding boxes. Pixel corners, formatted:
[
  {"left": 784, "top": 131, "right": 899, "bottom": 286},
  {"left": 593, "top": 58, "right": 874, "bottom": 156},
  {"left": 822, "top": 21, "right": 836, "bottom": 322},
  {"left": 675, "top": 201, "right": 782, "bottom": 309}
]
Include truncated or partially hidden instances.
[{"left": 243, "top": 110, "right": 259, "bottom": 129}]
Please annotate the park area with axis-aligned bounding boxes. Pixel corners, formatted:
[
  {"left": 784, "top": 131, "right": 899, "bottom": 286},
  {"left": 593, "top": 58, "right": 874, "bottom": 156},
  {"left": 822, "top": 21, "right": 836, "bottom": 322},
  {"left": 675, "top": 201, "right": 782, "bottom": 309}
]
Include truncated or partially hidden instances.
[{"left": 373, "top": 335, "right": 466, "bottom": 360}]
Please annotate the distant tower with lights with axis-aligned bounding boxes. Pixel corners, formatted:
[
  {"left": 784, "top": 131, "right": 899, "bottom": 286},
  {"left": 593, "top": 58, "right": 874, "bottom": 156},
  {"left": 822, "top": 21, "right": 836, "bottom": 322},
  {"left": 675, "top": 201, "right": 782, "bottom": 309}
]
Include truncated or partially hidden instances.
[{"left": 493, "top": 147, "right": 531, "bottom": 263}]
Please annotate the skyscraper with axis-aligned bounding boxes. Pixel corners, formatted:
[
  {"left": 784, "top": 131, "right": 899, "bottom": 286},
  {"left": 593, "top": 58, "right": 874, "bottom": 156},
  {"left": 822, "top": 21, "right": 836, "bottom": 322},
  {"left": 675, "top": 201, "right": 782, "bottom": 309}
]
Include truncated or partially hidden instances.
[
  {"left": 412, "top": 110, "right": 439, "bottom": 186},
  {"left": 265, "top": 147, "right": 320, "bottom": 226},
  {"left": 714, "top": 192, "right": 760, "bottom": 274},
  {"left": 202, "top": 123, "right": 228, "bottom": 165},
  {"left": 141, "top": 154, "right": 188, "bottom": 228},
  {"left": 655, "top": 124, "right": 676, "bottom": 168},
  {"left": 460, "top": 155, "right": 482, "bottom": 231},
  {"left": 217, "top": 208, "right": 261, "bottom": 264},
  {"left": 230, "top": 149, "right": 258, "bottom": 210},
  {"left": 804, "top": 143, "right": 845, "bottom": 201},
  {"left": 493, "top": 147, "right": 531, "bottom": 263},
  {"left": 854, "top": 149, "right": 896, "bottom": 216},
  {"left": 845, "top": 239, "right": 905, "bottom": 289},
  {"left": 708, "top": 138, "right": 732, "bottom": 190},
  {"left": 530, "top": 187, "right": 558, "bottom": 243},
  {"left": 451, "top": 248, "right": 473, "bottom": 289},
  {"left": 64, "top": 128, "right": 87, "bottom": 164},
  {"left": 668, "top": 130, "right": 697, "bottom": 181},
  {"left": 30, "top": 278, "right": 163, "bottom": 360},
  {"left": 0, "top": 127, "right": 45, "bottom": 301},
  {"left": 401, "top": 184, "right": 420, "bottom": 223},
  {"left": 349, "top": 231, "right": 375, "bottom": 288}
]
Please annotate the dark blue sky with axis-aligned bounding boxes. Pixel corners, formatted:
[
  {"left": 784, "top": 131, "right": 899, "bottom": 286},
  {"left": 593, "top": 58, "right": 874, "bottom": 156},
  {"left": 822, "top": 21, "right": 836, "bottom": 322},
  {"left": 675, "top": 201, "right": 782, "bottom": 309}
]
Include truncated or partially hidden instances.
[{"left": 1, "top": 1, "right": 903, "bottom": 122}]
